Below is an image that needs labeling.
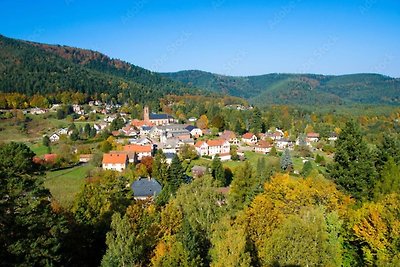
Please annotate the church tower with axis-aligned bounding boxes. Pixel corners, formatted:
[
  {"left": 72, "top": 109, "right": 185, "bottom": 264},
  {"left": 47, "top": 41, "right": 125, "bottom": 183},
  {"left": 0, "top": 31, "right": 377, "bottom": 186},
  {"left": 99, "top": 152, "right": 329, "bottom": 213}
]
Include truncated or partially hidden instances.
[{"left": 143, "top": 106, "right": 150, "bottom": 122}]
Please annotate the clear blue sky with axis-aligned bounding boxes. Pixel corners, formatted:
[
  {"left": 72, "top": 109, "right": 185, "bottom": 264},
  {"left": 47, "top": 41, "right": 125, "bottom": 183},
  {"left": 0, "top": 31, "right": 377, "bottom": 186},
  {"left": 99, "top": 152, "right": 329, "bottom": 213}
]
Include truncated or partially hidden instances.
[{"left": 1, "top": 0, "right": 399, "bottom": 77}]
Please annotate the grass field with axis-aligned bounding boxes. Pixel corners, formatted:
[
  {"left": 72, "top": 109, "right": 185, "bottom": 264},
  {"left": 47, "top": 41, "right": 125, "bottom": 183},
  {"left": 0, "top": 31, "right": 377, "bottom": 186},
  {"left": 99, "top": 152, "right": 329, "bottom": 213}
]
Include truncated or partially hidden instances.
[
  {"left": 29, "top": 143, "right": 50, "bottom": 156},
  {"left": 44, "top": 164, "right": 94, "bottom": 208}
]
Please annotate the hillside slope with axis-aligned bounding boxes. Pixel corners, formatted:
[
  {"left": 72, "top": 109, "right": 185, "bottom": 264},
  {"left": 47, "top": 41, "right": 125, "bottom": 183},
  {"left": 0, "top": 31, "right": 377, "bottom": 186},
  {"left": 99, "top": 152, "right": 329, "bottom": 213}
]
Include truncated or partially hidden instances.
[
  {"left": 161, "top": 70, "right": 400, "bottom": 105},
  {"left": 0, "top": 35, "right": 198, "bottom": 104}
]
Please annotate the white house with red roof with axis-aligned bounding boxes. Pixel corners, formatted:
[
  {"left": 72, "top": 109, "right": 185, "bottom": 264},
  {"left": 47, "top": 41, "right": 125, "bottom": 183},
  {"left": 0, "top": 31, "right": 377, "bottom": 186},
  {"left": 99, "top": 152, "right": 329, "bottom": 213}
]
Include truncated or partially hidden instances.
[
  {"left": 242, "top": 133, "right": 258, "bottom": 145},
  {"left": 195, "top": 139, "right": 230, "bottom": 158},
  {"left": 306, "top": 132, "right": 320, "bottom": 142},
  {"left": 255, "top": 140, "right": 273, "bottom": 154},
  {"left": 102, "top": 153, "right": 128, "bottom": 172},
  {"left": 123, "top": 144, "right": 152, "bottom": 162}
]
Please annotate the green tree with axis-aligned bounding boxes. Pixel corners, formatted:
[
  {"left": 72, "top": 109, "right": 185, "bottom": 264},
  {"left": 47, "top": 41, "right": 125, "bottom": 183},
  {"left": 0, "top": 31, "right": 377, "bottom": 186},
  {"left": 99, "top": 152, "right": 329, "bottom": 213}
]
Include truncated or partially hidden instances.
[
  {"left": 301, "top": 160, "right": 313, "bottom": 178},
  {"left": 102, "top": 201, "right": 160, "bottom": 267},
  {"left": 211, "top": 156, "right": 226, "bottom": 186},
  {"left": 152, "top": 150, "right": 169, "bottom": 184},
  {"left": 0, "top": 143, "right": 67, "bottom": 266},
  {"left": 168, "top": 154, "right": 186, "bottom": 192},
  {"left": 70, "top": 128, "right": 80, "bottom": 141},
  {"left": 42, "top": 135, "right": 50, "bottom": 147},
  {"left": 280, "top": 148, "right": 293, "bottom": 172},
  {"left": 328, "top": 120, "right": 376, "bottom": 201},
  {"left": 373, "top": 157, "right": 400, "bottom": 200},
  {"left": 250, "top": 107, "right": 263, "bottom": 134},
  {"left": 228, "top": 162, "right": 256, "bottom": 211},
  {"left": 210, "top": 215, "right": 252, "bottom": 267},
  {"left": 269, "top": 145, "right": 277, "bottom": 157},
  {"left": 72, "top": 171, "right": 133, "bottom": 266},
  {"left": 375, "top": 133, "right": 400, "bottom": 172},
  {"left": 262, "top": 207, "right": 342, "bottom": 267}
]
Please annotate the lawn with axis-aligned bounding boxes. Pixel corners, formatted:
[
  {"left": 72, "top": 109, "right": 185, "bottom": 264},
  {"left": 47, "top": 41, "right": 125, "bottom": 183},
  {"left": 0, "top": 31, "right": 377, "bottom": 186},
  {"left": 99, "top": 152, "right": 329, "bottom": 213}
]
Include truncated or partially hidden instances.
[
  {"left": 44, "top": 164, "right": 94, "bottom": 208},
  {"left": 29, "top": 142, "right": 50, "bottom": 156}
]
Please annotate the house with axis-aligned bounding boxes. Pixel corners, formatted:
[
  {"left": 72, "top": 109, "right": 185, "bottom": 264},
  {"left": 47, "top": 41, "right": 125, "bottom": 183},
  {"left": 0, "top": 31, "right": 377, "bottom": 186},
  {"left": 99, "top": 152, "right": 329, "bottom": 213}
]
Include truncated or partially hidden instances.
[
  {"left": 275, "top": 138, "right": 294, "bottom": 150},
  {"left": 207, "top": 139, "right": 230, "bottom": 156},
  {"left": 102, "top": 153, "right": 128, "bottom": 172},
  {"left": 185, "top": 125, "right": 203, "bottom": 138},
  {"left": 195, "top": 141, "right": 209, "bottom": 156},
  {"left": 220, "top": 130, "right": 239, "bottom": 145},
  {"left": 123, "top": 144, "right": 152, "bottom": 162},
  {"left": 57, "top": 128, "right": 69, "bottom": 135},
  {"left": 242, "top": 133, "right": 258, "bottom": 145},
  {"left": 328, "top": 132, "right": 338, "bottom": 142},
  {"left": 131, "top": 137, "right": 152, "bottom": 146},
  {"left": 79, "top": 154, "right": 93, "bottom": 163},
  {"left": 140, "top": 126, "right": 153, "bottom": 136},
  {"left": 255, "top": 140, "right": 272, "bottom": 154},
  {"left": 195, "top": 139, "right": 230, "bottom": 158},
  {"left": 143, "top": 106, "right": 174, "bottom": 126},
  {"left": 30, "top": 107, "right": 46, "bottom": 115},
  {"left": 131, "top": 177, "right": 162, "bottom": 200},
  {"left": 307, "top": 132, "right": 320, "bottom": 142},
  {"left": 266, "top": 129, "right": 284, "bottom": 140},
  {"left": 49, "top": 133, "right": 60, "bottom": 142},
  {"left": 121, "top": 125, "right": 138, "bottom": 137},
  {"left": 164, "top": 152, "right": 176, "bottom": 165}
]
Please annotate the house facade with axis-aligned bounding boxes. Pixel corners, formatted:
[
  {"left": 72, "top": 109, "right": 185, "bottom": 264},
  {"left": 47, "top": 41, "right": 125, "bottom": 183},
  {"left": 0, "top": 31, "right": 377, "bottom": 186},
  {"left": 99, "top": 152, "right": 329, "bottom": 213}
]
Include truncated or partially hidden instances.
[
  {"left": 195, "top": 139, "right": 230, "bottom": 157},
  {"left": 102, "top": 153, "right": 128, "bottom": 172},
  {"left": 255, "top": 140, "right": 272, "bottom": 154},
  {"left": 123, "top": 144, "right": 152, "bottom": 162},
  {"left": 242, "top": 133, "right": 258, "bottom": 145}
]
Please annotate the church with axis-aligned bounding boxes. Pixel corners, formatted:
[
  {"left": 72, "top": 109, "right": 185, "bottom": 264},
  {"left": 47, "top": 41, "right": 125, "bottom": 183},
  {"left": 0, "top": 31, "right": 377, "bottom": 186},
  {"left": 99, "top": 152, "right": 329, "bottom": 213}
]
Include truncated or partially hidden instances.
[{"left": 143, "top": 106, "right": 175, "bottom": 126}]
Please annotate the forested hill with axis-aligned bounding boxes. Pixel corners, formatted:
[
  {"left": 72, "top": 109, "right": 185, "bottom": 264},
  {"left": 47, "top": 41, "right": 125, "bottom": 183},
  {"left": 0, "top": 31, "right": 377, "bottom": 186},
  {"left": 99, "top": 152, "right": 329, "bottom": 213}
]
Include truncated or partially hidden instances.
[
  {"left": 0, "top": 34, "right": 200, "bottom": 104},
  {"left": 161, "top": 70, "right": 400, "bottom": 106}
]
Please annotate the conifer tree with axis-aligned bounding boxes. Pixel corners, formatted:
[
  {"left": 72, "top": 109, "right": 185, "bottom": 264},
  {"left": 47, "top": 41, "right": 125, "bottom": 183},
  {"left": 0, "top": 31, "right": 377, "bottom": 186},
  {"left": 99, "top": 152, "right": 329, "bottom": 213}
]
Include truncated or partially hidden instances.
[
  {"left": 211, "top": 155, "right": 226, "bottom": 186},
  {"left": 328, "top": 120, "right": 376, "bottom": 201},
  {"left": 280, "top": 148, "right": 293, "bottom": 172}
]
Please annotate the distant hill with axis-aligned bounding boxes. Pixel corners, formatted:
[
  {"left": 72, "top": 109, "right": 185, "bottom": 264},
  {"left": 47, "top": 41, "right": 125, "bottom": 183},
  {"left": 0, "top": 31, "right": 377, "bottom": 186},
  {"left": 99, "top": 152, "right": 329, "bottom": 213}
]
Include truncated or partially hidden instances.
[
  {"left": 0, "top": 35, "right": 199, "bottom": 105},
  {"left": 161, "top": 70, "right": 400, "bottom": 105}
]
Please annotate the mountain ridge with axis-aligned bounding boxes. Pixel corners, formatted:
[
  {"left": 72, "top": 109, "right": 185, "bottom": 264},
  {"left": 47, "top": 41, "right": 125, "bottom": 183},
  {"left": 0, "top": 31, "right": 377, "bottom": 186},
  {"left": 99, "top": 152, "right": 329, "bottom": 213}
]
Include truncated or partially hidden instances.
[{"left": 161, "top": 70, "right": 400, "bottom": 106}]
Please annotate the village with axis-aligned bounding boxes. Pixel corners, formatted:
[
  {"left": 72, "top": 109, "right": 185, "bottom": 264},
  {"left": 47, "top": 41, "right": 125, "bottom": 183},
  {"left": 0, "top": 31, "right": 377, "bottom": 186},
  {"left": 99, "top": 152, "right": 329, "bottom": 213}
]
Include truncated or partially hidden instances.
[{"left": 23, "top": 102, "right": 339, "bottom": 200}]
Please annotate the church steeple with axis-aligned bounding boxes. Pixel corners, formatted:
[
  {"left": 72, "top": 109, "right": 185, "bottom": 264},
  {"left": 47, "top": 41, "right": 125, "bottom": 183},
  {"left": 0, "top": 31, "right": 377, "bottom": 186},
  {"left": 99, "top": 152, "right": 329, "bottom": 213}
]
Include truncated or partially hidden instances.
[{"left": 144, "top": 106, "right": 150, "bottom": 122}]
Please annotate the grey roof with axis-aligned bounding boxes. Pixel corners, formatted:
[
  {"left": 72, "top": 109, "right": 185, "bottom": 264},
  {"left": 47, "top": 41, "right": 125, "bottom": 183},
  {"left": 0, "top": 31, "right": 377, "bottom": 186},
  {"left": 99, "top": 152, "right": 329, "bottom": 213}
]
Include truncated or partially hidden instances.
[
  {"left": 149, "top": 113, "right": 172, "bottom": 120},
  {"left": 185, "top": 125, "right": 196, "bottom": 131},
  {"left": 164, "top": 152, "right": 176, "bottom": 159},
  {"left": 131, "top": 178, "right": 162, "bottom": 198}
]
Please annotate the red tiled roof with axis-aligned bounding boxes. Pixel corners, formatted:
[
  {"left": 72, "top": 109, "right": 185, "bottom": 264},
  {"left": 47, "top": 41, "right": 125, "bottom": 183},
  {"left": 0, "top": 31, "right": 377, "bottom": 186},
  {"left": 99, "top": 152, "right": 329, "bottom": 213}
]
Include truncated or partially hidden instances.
[
  {"left": 123, "top": 144, "right": 152, "bottom": 153},
  {"left": 195, "top": 141, "right": 206, "bottom": 148},
  {"left": 131, "top": 119, "right": 154, "bottom": 127},
  {"left": 307, "top": 132, "right": 320, "bottom": 138},
  {"left": 207, "top": 139, "right": 226, "bottom": 147},
  {"left": 242, "top": 133, "right": 254, "bottom": 139},
  {"left": 257, "top": 140, "right": 272, "bottom": 148},
  {"left": 102, "top": 153, "right": 128, "bottom": 164}
]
